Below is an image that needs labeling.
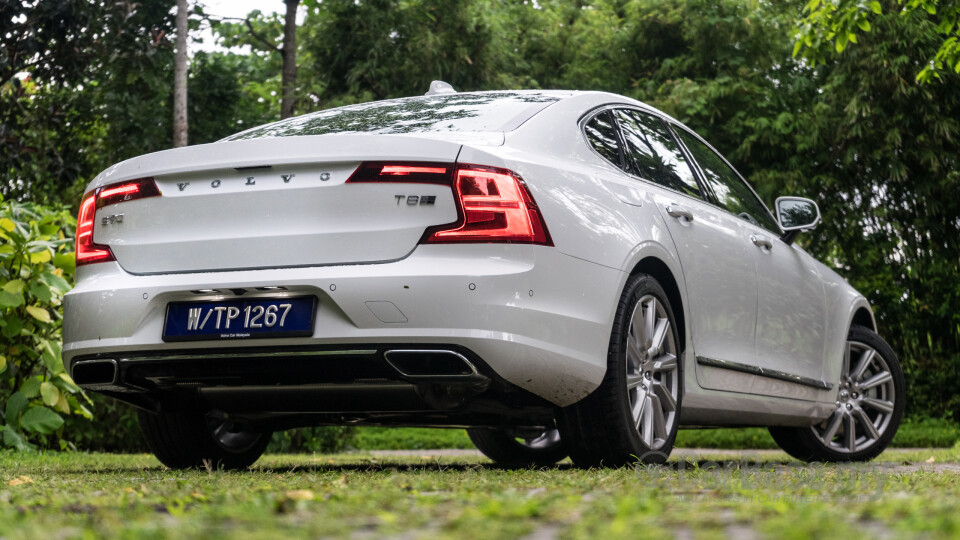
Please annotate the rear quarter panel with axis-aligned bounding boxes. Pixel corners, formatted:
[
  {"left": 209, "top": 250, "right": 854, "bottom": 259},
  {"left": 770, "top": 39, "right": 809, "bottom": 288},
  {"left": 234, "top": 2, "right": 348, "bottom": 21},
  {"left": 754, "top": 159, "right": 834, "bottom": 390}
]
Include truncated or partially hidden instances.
[{"left": 456, "top": 93, "right": 694, "bottom": 390}]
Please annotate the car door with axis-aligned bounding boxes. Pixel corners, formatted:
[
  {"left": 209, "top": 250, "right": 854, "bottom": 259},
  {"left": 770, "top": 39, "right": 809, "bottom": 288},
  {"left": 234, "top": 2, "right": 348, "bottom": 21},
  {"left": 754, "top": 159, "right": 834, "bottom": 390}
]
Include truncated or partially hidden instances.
[
  {"left": 610, "top": 108, "right": 760, "bottom": 379},
  {"left": 673, "top": 126, "right": 829, "bottom": 398}
]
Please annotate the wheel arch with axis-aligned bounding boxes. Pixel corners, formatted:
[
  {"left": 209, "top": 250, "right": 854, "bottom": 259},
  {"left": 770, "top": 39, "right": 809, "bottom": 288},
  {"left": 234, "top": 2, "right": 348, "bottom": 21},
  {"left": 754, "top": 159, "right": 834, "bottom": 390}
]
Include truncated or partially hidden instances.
[
  {"left": 823, "top": 296, "right": 878, "bottom": 396},
  {"left": 627, "top": 256, "right": 686, "bottom": 350},
  {"left": 851, "top": 305, "right": 876, "bottom": 332}
]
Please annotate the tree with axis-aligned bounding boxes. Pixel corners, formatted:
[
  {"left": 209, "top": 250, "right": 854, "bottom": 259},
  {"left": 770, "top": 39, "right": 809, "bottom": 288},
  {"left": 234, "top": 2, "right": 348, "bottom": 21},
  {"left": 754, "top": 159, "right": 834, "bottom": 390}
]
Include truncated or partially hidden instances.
[
  {"left": 214, "top": 2, "right": 300, "bottom": 119},
  {"left": 281, "top": 0, "right": 300, "bottom": 118},
  {"left": 793, "top": 0, "right": 960, "bottom": 82},
  {"left": 0, "top": 1, "right": 119, "bottom": 201},
  {"left": 0, "top": 1, "right": 105, "bottom": 87},
  {"left": 785, "top": 1, "right": 960, "bottom": 416},
  {"left": 297, "top": 0, "right": 529, "bottom": 108},
  {"left": 173, "top": 0, "right": 189, "bottom": 146}
]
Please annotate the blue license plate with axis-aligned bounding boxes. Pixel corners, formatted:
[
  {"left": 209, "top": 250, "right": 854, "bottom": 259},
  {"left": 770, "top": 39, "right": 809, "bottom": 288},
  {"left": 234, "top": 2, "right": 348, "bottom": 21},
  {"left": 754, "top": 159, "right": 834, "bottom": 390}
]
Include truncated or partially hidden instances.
[{"left": 163, "top": 296, "right": 317, "bottom": 342}]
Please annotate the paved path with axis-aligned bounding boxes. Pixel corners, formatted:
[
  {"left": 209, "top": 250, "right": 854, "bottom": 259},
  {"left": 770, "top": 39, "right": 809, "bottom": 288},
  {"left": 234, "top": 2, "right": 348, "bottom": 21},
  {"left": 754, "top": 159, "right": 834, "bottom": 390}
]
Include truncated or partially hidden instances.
[{"left": 367, "top": 448, "right": 960, "bottom": 472}]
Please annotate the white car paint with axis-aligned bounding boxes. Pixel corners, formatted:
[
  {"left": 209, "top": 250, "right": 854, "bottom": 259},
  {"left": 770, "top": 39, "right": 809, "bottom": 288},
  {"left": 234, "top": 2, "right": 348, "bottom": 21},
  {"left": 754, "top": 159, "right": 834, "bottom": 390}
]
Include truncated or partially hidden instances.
[{"left": 62, "top": 89, "right": 875, "bottom": 427}]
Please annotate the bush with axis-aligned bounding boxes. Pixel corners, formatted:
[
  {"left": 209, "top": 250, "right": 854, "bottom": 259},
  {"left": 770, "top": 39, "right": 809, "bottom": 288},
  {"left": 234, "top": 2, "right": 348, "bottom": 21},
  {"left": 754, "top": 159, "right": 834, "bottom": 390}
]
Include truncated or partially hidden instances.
[
  {"left": 267, "top": 427, "right": 356, "bottom": 453},
  {"left": 62, "top": 394, "right": 147, "bottom": 453},
  {"left": 0, "top": 197, "right": 89, "bottom": 450},
  {"left": 889, "top": 416, "right": 960, "bottom": 448},
  {"left": 352, "top": 427, "right": 474, "bottom": 450}
]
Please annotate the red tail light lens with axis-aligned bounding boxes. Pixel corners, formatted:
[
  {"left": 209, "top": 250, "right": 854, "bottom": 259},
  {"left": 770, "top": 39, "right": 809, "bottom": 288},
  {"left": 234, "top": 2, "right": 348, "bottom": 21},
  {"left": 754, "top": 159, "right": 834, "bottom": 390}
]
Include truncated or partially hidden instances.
[
  {"left": 76, "top": 177, "right": 161, "bottom": 266},
  {"left": 424, "top": 165, "right": 552, "bottom": 245},
  {"left": 97, "top": 178, "right": 160, "bottom": 208},
  {"left": 76, "top": 191, "right": 115, "bottom": 266},
  {"left": 346, "top": 162, "right": 453, "bottom": 184}
]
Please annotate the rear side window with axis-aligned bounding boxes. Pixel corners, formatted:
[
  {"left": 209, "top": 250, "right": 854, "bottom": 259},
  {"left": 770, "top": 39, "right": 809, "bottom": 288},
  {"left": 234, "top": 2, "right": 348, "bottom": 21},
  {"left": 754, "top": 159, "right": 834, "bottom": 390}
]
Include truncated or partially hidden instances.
[
  {"left": 614, "top": 109, "right": 702, "bottom": 200},
  {"left": 583, "top": 111, "right": 627, "bottom": 172},
  {"left": 675, "top": 128, "right": 779, "bottom": 232}
]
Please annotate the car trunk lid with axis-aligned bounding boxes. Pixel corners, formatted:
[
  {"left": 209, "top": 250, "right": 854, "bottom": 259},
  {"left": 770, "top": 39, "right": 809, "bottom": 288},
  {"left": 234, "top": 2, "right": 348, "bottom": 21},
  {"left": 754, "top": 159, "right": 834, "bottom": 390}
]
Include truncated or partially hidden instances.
[{"left": 89, "top": 134, "right": 463, "bottom": 274}]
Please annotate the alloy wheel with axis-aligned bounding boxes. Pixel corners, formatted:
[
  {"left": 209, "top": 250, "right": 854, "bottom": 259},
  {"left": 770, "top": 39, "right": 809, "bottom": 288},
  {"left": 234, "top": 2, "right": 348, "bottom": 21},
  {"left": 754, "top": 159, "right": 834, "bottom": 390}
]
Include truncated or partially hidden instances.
[
  {"left": 625, "top": 294, "right": 680, "bottom": 450},
  {"left": 812, "top": 340, "right": 897, "bottom": 453}
]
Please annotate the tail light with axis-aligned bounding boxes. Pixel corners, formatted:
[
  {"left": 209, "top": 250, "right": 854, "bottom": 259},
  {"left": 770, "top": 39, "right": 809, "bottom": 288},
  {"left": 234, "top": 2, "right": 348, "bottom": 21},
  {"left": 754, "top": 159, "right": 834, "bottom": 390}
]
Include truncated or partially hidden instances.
[
  {"left": 347, "top": 161, "right": 552, "bottom": 245},
  {"left": 346, "top": 162, "right": 453, "bottom": 184},
  {"left": 424, "top": 165, "right": 552, "bottom": 245},
  {"left": 76, "top": 178, "right": 161, "bottom": 266}
]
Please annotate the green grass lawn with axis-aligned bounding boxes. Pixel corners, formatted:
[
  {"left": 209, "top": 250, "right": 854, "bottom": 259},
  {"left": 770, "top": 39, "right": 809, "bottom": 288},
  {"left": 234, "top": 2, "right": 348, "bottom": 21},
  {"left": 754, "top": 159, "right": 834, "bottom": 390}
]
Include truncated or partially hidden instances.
[
  {"left": 2, "top": 447, "right": 960, "bottom": 539},
  {"left": 351, "top": 416, "right": 960, "bottom": 451}
]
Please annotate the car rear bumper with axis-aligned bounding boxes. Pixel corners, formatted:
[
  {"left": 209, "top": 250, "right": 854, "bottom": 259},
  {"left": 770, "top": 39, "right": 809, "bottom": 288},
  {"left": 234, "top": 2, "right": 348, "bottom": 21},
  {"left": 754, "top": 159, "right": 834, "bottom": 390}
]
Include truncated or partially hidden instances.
[{"left": 63, "top": 244, "right": 622, "bottom": 406}]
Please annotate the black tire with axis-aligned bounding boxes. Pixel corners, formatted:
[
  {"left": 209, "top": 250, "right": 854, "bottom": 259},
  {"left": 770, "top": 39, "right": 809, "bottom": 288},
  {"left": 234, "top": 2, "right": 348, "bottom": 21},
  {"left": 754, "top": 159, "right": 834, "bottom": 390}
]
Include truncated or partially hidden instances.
[
  {"left": 769, "top": 325, "right": 905, "bottom": 462},
  {"left": 467, "top": 426, "right": 567, "bottom": 468},
  {"left": 138, "top": 409, "right": 270, "bottom": 470},
  {"left": 558, "top": 273, "right": 683, "bottom": 468}
]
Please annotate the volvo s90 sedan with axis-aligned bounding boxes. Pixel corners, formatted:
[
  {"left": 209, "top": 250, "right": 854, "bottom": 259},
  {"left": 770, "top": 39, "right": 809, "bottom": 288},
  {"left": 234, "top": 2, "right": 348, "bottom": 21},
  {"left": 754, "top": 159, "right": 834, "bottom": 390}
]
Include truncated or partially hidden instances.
[{"left": 63, "top": 84, "right": 904, "bottom": 468}]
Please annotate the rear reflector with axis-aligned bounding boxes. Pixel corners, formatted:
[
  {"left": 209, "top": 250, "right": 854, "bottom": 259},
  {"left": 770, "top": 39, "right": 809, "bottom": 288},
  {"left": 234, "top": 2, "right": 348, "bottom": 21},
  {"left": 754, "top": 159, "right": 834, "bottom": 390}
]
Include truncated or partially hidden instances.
[
  {"left": 346, "top": 162, "right": 453, "bottom": 184},
  {"left": 424, "top": 164, "right": 552, "bottom": 245},
  {"left": 76, "top": 177, "right": 161, "bottom": 266}
]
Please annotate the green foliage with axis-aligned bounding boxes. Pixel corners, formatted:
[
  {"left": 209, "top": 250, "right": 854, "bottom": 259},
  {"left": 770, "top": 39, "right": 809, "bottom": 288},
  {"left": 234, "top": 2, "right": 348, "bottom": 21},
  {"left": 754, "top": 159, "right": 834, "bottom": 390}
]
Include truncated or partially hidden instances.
[
  {"left": 352, "top": 427, "right": 474, "bottom": 450},
  {"left": 296, "top": 0, "right": 534, "bottom": 110},
  {"left": 783, "top": 7, "right": 960, "bottom": 420},
  {"left": 347, "top": 419, "right": 959, "bottom": 451},
  {"left": 267, "top": 427, "right": 357, "bottom": 453},
  {"left": 1, "top": 1, "right": 268, "bottom": 203},
  {"left": 890, "top": 416, "right": 960, "bottom": 447},
  {"left": 0, "top": 1, "right": 177, "bottom": 203},
  {"left": 188, "top": 52, "right": 277, "bottom": 143},
  {"left": 0, "top": 0, "right": 107, "bottom": 87},
  {"left": 61, "top": 394, "right": 148, "bottom": 453},
  {"left": 794, "top": 0, "right": 960, "bottom": 82},
  {"left": 0, "top": 197, "right": 90, "bottom": 450},
  {"left": 675, "top": 417, "right": 960, "bottom": 449}
]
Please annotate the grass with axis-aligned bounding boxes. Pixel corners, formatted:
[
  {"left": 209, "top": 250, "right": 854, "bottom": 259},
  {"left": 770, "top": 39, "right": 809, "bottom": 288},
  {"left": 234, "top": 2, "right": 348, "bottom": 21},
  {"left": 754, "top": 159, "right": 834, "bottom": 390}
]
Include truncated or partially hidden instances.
[
  {"left": 350, "top": 416, "right": 960, "bottom": 451},
  {"left": 3, "top": 447, "right": 960, "bottom": 539}
]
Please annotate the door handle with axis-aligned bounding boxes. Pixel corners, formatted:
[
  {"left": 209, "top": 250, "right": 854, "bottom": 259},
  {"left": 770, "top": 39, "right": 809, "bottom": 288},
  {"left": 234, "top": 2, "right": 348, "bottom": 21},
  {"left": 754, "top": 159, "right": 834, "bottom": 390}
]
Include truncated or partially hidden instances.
[
  {"left": 665, "top": 203, "right": 694, "bottom": 222},
  {"left": 750, "top": 234, "right": 773, "bottom": 250}
]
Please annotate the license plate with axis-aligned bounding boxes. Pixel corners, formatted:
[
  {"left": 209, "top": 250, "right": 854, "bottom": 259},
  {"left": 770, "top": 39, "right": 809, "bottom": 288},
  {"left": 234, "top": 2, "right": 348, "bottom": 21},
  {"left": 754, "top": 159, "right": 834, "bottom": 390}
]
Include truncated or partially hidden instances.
[{"left": 162, "top": 296, "right": 317, "bottom": 342}]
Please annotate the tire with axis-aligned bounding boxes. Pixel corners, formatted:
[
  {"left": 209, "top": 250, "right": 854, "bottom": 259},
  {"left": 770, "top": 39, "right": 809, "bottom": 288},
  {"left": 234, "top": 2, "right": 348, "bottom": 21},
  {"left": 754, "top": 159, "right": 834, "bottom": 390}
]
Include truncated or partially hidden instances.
[
  {"left": 558, "top": 273, "right": 683, "bottom": 467},
  {"left": 769, "top": 325, "right": 905, "bottom": 462},
  {"left": 467, "top": 426, "right": 567, "bottom": 468},
  {"left": 138, "top": 409, "right": 270, "bottom": 470}
]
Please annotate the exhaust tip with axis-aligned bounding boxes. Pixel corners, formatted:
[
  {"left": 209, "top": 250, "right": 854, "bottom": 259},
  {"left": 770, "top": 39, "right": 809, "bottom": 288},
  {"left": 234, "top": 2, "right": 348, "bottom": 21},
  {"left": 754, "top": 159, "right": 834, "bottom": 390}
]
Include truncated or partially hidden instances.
[
  {"left": 383, "top": 350, "right": 480, "bottom": 379},
  {"left": 72, "top": 359, "right": 118, "bottom": 388}
]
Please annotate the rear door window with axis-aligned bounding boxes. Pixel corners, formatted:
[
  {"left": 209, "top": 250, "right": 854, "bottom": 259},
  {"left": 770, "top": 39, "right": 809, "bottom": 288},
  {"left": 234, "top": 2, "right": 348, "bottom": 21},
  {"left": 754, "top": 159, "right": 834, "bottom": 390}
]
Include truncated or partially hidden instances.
[{"left": 613, "top": 109, "right": 702, "bottom": 200}]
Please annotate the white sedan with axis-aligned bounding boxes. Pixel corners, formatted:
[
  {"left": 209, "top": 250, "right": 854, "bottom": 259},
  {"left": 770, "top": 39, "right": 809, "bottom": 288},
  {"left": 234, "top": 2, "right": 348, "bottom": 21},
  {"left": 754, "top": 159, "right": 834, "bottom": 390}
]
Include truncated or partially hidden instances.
[{"left": 63, "top": 85, "right": 904, "bottom": 468}]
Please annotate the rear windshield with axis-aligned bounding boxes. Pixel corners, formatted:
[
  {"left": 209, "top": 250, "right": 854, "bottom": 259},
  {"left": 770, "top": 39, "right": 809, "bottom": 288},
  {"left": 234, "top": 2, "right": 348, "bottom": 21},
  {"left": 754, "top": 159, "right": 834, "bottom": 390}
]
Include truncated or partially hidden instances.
[{"left": 223, "top": 92, "right": 563, "bottom": 141}]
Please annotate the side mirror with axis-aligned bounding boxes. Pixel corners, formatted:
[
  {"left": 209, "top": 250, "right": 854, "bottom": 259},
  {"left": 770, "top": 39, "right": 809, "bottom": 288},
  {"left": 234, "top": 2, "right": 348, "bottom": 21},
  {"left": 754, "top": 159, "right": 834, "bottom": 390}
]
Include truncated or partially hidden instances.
[{"left": 775, "top": 196, "right": 821, "bottom": 245}]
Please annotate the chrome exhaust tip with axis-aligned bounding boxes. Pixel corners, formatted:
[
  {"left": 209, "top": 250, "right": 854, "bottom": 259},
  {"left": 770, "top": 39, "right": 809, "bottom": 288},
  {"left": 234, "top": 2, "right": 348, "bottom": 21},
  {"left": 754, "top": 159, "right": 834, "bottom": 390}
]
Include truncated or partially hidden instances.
[
  {"left": 383, "top": 350, "right": 482, "bottom": 380},
  {"left": 72, "top": 359, "right": 119, "bottom": 389}
]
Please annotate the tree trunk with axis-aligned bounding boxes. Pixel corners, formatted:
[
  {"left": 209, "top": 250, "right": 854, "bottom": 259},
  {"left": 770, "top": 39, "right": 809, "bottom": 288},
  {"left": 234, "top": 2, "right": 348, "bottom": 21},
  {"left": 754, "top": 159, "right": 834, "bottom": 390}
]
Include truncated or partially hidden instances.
[
  {"left": 280, "top": 0, "right": 299, "bottom": 119},
  {"left": 173, "top": 0, "right": 189, "bottom": 147}
]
